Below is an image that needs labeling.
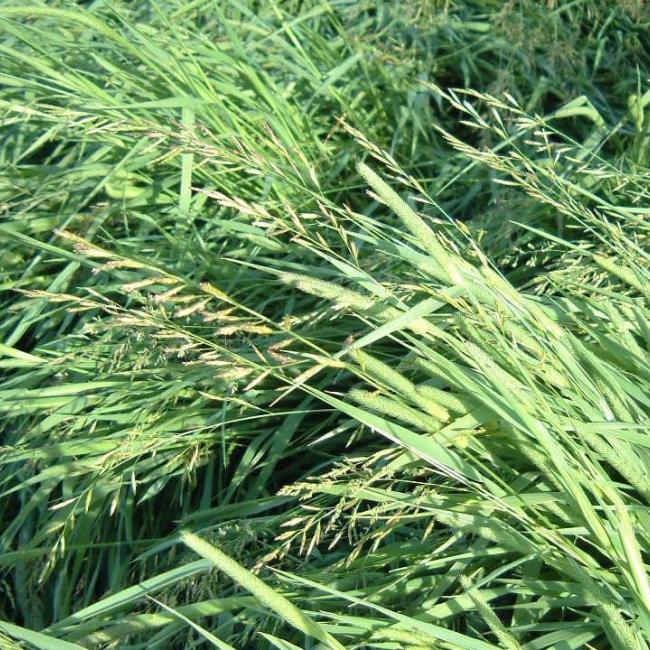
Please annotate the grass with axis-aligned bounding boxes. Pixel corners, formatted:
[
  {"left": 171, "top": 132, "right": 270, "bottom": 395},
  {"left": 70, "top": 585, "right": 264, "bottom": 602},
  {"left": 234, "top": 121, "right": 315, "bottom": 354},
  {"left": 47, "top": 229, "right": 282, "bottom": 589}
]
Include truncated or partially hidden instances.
[{"left": 1, "top": 0, "right": 649, "bottom": 648}]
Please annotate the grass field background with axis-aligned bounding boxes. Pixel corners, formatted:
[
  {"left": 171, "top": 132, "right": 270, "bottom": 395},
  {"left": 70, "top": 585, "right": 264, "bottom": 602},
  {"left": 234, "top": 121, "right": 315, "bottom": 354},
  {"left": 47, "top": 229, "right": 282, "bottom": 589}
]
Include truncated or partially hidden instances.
[{"left": 1, "top": 1, "right": 650, "bottom": 648}]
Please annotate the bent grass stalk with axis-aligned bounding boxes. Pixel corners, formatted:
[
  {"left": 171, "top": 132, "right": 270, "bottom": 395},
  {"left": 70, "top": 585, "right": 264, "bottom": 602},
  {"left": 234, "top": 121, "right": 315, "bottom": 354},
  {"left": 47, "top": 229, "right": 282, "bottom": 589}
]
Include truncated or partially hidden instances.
[{"left": 180, "top": 531, "right": 346, "bottom": 650}]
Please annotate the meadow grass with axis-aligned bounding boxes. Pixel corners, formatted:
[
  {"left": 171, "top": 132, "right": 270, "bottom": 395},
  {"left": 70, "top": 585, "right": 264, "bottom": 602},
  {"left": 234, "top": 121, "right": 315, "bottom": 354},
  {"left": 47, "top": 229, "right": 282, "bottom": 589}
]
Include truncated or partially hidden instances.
[{"left": 1, "top": 1, "right": 650, "bottom": 648}]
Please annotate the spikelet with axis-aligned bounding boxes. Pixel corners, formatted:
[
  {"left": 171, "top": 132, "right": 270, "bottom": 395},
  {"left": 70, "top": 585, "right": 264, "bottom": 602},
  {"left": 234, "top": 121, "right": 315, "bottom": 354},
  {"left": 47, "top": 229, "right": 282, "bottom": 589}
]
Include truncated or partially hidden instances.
[
  {"left": 601, "top": 302, "right": 645, "bottom": 358},
  {"left": 202, "top": 307, "right": 238, "bottom": 323},
  {"left": 357, "top": 163, "right": 452, "bottom": 283},
  {"left": 413, "top": 357, "right": 450, "bottom": 381},
  {"left": 561, "top": 559, "right": 628, "bottom": 631},
  {"left": 464, "top": 342, "right": 527, "bottom": 400},
  {"left": 55, "top": 229, "right": 112, "bottom": 258},
  {"left": 175, "top": 299, "right": 210, "bottom": 318},
  {"left": 195, "top": 188, "right": 272, "bottom": 219},
  {"left": 369, "top": 627, "right": 434, "bottom": 650},
  {"left": 353, "top": 349, "right": 413, "bottom": 394},
  {"left": 99, "top": 259, "right": 145, "bottom": 270},
  {"left": 369, "top": 305, "right": 443, "bottom": 337},
  {"left": 155, "top": 285, "right": 184, "bottom": 303},
  {"left": 534, "top": 363, "right": 570, "bottom": 389},
  {"left": 216, "top": 323, "right": 274, "bottom": 336},
  {"left": 412, "top": 387, "right": 451, "bottom": 422},
  {"left": 460, "top": 576, "right": 523, "bottom": 650},
  {"left": 349, "top": 389, "right": 433, "bottom": 432},
  {"left": 19, "top": 289, "right": 99, "bottom": 310},
  {"left": 594, "top": 377, "right": 632, "bottom": 422},
  {"left": 416, "top": 383, "right": 474, "bottom": 416},
  {"left": 279, "top": 272, "right": 374, "bottom": 310},
  {"left": 414, "top": 358, "right": 480, "bottom": 414},
  {"left": 121, "top": 277, "right": 160, "bottom": 293},
  {"left": 353, "top": 349, "right": 449, "bottom": 422},
  {"left": 215, "top": 366, "right": 255, "bottom": 381},
  {"left": 506, "top": 424, "right": 559, "bottom": 484},
  {"left": 280, "top": 272, "right": 441, "bottom": 336},
  {"left": 599, "top": 601, "right": 647, "bottom": 650},
  {"left": 501, "top": 320, "right": 545, "bottom": 357},
  {"left": 594, "top": 255, "right": 650, "bottom": 301},
  {"left": 577, "top": 425, "right": 650, "bottom": 501},
  {"left": 180, "top": 531, "right": 345, "bottom": 650},
  {"left": 200, "top": 281, "right": 230, "bottom": 301}
]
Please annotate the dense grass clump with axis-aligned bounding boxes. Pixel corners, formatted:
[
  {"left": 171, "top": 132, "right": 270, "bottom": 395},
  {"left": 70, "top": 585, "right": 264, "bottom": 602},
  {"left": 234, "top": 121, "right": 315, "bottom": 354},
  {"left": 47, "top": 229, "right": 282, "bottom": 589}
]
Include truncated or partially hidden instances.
[{"left": 1, "top": 1, "right": 650, "bottom": 649}]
